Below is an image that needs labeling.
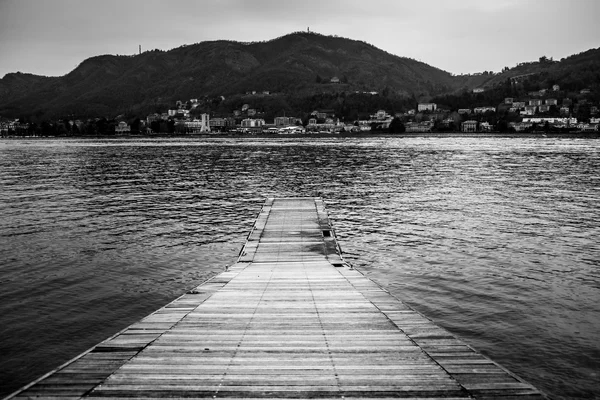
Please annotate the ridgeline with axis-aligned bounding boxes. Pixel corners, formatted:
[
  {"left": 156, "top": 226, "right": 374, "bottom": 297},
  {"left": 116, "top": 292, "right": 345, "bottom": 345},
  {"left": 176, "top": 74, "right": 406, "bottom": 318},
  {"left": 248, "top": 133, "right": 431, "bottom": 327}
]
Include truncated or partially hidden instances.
[{"left": 0, "top": 31, "right": 599, "bottom": 121}]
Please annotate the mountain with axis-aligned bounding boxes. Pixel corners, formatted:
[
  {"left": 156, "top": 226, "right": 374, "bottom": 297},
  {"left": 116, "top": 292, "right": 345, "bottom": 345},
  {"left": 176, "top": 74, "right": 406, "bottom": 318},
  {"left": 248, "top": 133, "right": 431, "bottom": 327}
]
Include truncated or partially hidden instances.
[
  {"left": 1, "top": 32, "right": 599, "bottom": 120},
  {"left": 456, "top": 48, "right": 600, "bottom": 94},
  {"left": 0, "top": 32, "right": 459, "bottom": 119},
  {"left": 429, "top": 48, "right": 600, "bottom": 112}
]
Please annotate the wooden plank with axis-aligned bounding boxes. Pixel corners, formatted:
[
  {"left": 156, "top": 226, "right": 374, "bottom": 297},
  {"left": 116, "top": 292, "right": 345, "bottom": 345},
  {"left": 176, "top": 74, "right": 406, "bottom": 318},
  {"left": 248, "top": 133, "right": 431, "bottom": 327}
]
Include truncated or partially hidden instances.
[{"left": 5, "top": 198, "right": 548, "bottom": 400}]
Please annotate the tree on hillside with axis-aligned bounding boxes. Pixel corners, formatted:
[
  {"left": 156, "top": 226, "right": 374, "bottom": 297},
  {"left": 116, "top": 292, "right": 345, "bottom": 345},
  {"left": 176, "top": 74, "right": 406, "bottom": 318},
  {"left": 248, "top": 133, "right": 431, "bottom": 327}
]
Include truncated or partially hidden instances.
[
  {"left": 130, "top": 118, "right": 141, "bottom": 134},
  {"left": 389, "top": 117, "right": 405, "bottom": 133},
  {"left": 497, "top": 119, "right": 509, "bottom": 133},
  {"left": 150, "top": 120, "right": 161, "bottom": 133}
]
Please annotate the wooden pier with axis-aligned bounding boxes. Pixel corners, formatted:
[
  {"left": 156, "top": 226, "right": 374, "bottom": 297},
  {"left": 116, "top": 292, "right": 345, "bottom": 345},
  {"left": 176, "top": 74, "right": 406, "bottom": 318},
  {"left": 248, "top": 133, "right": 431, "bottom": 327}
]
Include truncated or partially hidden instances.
[{"left": 6, "top": 198, "right": 547, "bottom": 399}]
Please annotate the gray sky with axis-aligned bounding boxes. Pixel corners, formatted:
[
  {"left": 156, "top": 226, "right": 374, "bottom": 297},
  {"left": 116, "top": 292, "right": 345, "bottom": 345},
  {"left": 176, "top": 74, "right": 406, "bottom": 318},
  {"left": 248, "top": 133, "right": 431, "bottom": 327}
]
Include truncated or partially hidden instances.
[{"left": 1, "top": 0, "right": 599, "bottom": 78}]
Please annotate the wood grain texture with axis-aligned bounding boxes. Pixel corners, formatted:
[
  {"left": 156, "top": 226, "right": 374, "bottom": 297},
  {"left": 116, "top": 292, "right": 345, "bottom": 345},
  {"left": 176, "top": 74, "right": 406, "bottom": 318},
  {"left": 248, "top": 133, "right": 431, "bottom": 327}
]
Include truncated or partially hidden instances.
[{"left": 5, "top": 198, "right": 547, "bottom": 400}]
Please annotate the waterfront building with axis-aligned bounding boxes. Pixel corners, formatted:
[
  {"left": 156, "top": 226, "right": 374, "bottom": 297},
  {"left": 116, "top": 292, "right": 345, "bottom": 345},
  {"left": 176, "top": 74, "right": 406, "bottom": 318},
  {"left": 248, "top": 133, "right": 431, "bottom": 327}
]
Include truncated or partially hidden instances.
[
  {"left": 200, "top": 113, "right": 211, "bottom": 132},
  {"left": 509, "top": 122, "right": 533, "bottom": 132},
  {"left": 545, "top": 98, "right": 558, "bottom": 106},
  {"left": 209, "top": 118, "right": 227, "bottom": 129},
  {"left": 522, "top": 117, "right": 577, "bottom": 125},
  {"left": 274, "top": 116, "right": 301, "bottom": 126},
  {"left": 461, "top": 120, "right": 478, "bottom": 133},
  {"left": 178, "top": 115, "right": 211, "bottom": 133},
  {"left": 182, "top": 119, "right": 202, "bottom": 133},
  {"left": 344, "top": 124, "right": 359, "bottom": 132},
  {"left": 480, "top": 122, "right": 493, "bottom": 132},
  {"left": 278, "top": 126, "right": 306, "bottom": 134},
  {"left": 577, "top": 123, "right": 598, "bottom": 132},
  {"left": 241, "top": 118, "right": 266, "bottom": 128},
  {"left": 405, "top": 121, "right": 433, "bottom": 133},
  {"left": 115, "top": 121, "right": 131, "bottom": 134}
]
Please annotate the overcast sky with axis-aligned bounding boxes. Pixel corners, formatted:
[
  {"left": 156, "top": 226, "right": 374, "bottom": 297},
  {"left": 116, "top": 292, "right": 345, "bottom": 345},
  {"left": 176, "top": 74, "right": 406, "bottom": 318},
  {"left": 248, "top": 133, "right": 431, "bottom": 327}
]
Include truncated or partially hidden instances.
[{"left": 1, "top": 0, "right": 599, "bottom": 78}]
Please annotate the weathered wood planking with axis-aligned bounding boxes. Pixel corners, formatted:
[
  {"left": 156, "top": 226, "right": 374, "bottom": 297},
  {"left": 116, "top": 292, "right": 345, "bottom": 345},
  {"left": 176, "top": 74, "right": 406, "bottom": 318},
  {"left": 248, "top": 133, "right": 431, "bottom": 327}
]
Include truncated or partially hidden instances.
[{"left": 5, "top": 197, "right": 547, "bottom": 400}]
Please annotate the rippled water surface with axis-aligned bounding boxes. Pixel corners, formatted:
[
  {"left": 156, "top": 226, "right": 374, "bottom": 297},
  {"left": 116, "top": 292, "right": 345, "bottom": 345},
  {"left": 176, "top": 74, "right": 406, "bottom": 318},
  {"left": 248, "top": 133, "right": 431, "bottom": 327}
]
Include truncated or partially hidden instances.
[{"left": 1, "top": 137, "right": 599, "bottom": 399}]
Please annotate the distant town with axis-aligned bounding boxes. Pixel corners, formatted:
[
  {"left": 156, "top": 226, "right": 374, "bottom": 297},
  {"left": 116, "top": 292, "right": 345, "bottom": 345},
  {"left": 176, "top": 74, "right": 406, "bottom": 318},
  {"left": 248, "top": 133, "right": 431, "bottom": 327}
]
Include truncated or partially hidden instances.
[{"left": 1, "top": 83, "right": 598, "bottom": 136}]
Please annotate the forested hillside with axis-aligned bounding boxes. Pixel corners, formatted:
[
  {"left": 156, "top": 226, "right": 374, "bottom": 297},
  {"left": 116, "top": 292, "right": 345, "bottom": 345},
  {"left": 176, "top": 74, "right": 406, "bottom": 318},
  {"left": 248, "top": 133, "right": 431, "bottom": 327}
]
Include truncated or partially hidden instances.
[
  {"left": 431, "top": 48, "right": 600, "bottom": 113},
  {"left": 1, "top": 32, "right": 598, "bottom": 121},
  {"left": 0, "top": 32, "right": 457, "bottom": 120}
]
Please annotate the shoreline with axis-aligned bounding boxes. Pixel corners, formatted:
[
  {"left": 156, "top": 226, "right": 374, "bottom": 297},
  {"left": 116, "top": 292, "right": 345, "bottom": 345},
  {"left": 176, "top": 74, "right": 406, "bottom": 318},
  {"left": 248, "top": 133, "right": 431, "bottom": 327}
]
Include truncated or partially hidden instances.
[{"left": 2, "top": 131, "right": 599, "bottom": 140}]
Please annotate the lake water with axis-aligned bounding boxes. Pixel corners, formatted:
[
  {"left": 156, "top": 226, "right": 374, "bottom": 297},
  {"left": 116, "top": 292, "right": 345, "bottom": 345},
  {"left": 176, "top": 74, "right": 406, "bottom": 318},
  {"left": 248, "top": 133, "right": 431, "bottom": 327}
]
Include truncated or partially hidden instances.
[{"left": 0, "top": 137, "right": 599, "bottom": 399}]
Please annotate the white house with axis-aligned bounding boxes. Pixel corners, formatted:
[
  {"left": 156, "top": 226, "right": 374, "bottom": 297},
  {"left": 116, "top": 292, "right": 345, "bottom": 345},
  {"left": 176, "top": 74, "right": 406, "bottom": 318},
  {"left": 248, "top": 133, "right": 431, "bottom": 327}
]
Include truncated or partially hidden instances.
[
  {"left": 474, "top": 107, "right": 496, "bottom": 114},
  {"left": 115, "top": 121, "right": 131, "bottom": 134},
  {"left": 371, "top": 110, "right": 390, "bottom": 120},
  {"left": 461, "top": 120, "right": 478, "bottom": 133},
  {"left": 538, "top": 105, "right": 550, "bottom": 113},
  {"left": 241, "top": 118, "right": 266, "bottom": 128},
  {"left": 417, "top": 103, "right": 437, "bottom": 112}
]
